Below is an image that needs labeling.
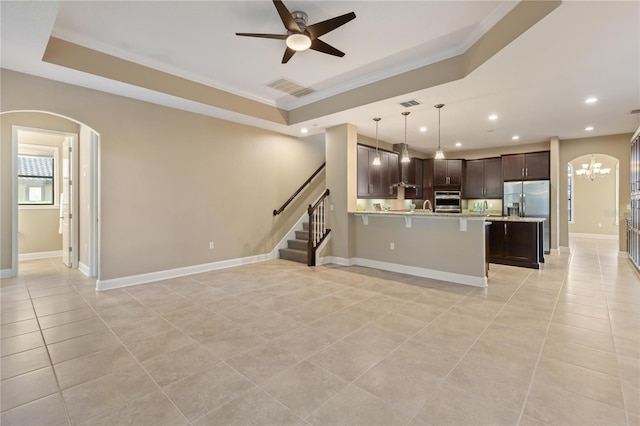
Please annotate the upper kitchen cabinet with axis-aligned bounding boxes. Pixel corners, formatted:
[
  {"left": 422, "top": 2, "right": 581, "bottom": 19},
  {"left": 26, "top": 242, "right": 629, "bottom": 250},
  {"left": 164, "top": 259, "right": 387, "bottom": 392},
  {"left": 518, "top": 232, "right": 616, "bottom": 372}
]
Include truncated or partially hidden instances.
[
  {"left": 404, "top": 158, "right": 424, "bottom": 199},
  {"left": 357, "top": 144, "right": 399, "bottom": 199},
  {"left": 502, "top": 151, "right": 550, "bottom": 181},
  {"left": 434, "top": 159, "right": 462, "bottom": 188},
  {"left": 463, "top": 157, "right": 502, "bottom": 199}
]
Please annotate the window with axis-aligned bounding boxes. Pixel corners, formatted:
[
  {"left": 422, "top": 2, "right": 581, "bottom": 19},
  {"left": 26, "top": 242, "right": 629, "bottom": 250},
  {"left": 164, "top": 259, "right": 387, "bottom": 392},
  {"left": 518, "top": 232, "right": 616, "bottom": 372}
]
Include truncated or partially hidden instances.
[
  {"left": 18, "top": 144, "right": 58, "bottom": 206},
  {"left": 567, "top": 163, "right": 573, "bottom": 223}
]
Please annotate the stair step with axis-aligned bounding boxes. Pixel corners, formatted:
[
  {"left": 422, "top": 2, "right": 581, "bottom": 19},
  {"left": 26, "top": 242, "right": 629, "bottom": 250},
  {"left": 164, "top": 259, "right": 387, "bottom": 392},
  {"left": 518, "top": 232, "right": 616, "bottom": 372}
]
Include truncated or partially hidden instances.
[
  {"left": 288, "top": 239, "right": 308, "bottom": 251},
  {"left": 279, "top": 248, "right": 307, "bottom": 264},
  {"left": 302, "top": 222, "right": 309, "bottom": 230},
  {"left": 295, "top": 230, "right": 309, "bottom": 240}
]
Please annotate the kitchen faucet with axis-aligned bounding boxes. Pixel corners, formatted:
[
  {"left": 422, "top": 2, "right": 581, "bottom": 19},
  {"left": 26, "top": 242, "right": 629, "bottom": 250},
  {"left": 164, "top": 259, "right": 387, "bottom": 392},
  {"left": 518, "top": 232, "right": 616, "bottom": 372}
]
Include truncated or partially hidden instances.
[
  {"left": 482, "top": 200, "right": 488, "bottom": 213},
  {"left": 423, "top": 199, "right": 432, "bottom": 211}
]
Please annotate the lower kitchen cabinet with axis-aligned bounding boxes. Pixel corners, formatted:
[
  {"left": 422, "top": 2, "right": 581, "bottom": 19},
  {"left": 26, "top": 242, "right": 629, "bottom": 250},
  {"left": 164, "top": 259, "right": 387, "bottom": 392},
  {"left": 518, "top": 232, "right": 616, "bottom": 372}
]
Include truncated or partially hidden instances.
[{"left": 488, "top": 220, "right": 544, "bottom": 269}]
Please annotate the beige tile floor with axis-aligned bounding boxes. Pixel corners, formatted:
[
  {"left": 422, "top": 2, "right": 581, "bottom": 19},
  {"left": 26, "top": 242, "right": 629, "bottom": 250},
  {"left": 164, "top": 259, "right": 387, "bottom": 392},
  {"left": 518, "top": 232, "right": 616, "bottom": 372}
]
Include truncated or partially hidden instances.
[{"left": 1, "top": 237, "right": 638, "bottom": 425}]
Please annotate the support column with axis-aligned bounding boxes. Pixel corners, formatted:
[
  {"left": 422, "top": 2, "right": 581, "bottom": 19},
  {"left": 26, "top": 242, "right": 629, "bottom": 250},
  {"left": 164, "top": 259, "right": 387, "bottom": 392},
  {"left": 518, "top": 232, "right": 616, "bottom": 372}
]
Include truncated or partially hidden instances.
[
  {"left": 325, "top": 123, "right": 358, "bottom": 263},
  {"left": 550, "top": 136, "right": 560, "bottom": 253}
]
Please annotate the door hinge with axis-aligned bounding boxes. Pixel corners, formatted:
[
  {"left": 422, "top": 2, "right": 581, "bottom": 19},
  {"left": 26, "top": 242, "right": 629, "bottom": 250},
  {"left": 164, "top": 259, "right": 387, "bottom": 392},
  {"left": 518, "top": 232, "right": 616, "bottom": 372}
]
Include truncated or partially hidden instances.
[
  {"left": 69, "top": 213, "right": 72, "bottom": 219},
  {"left": 68, "top": 247, "right": 72, "bottom": 253}
]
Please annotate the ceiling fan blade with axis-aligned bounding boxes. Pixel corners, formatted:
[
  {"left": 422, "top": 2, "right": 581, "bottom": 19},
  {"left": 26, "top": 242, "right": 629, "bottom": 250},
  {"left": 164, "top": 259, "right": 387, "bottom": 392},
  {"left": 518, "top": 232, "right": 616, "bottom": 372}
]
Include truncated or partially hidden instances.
[
  {"left": 273, "top": 0, "right": 301, "bottom": 33},
  {"left": 310, "top": 39, "right": 345, "bottom": 57},
  {"left": 282, "top": 47, "right": 296, "bottom": 64},
  {"left": 306, "top": 12, "right": 356, "bottom": 39},
  {"left": 235, "top": 33, "right": 287, "bottom": 40}
]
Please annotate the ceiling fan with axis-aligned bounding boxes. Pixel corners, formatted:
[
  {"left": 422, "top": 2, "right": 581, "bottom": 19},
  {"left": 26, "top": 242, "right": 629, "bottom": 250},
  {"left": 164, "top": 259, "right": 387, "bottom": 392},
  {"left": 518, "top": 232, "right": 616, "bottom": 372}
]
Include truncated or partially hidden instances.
[{"left": 235, "top": 0, "right": 356, "bottom": 64}]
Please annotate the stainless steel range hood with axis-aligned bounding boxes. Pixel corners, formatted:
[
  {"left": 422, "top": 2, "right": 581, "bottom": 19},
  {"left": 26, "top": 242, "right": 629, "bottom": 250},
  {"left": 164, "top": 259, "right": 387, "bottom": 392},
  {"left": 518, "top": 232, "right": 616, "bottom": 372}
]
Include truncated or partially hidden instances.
[{"left": 390, "top": 143, "right": 416, "bottom": 188}]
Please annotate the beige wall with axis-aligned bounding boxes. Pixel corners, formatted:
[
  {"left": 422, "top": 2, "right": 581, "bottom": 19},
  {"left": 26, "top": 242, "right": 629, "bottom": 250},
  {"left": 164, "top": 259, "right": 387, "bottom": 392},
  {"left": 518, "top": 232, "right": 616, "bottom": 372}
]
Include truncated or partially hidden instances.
[
  {"left": 1, "top": 70, "right": 325, "bottom": 280},
  {"left": 569, "top": 155, "right": 618, "bottom": 236},
  {"left": 18, "top": 209, "right": 61, "bottom": 254},
  {"left": 559, "top": 134, "right": 631, "bottom": 251}
]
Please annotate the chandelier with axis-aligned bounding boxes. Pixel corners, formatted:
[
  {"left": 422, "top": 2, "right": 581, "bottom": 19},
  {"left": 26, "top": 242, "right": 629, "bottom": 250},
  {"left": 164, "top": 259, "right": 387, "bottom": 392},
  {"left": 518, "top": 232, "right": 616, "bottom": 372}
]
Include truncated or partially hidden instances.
[{"left": 575, "top": 155, "right": 611, "bottom": 181}]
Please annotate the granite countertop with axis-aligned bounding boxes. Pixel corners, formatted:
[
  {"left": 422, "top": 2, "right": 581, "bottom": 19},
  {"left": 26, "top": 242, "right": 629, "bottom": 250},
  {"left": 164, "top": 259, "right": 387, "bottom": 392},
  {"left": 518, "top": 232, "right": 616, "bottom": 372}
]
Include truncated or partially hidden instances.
[
  {"left": 487, "top": 216, "right": 546, "bottom": 222},
  {"left": 350, "top": 210, "right": 487, "bottom": 218},
  {"left": 350, "top": 210, "right": 546, "bottom": 222}
]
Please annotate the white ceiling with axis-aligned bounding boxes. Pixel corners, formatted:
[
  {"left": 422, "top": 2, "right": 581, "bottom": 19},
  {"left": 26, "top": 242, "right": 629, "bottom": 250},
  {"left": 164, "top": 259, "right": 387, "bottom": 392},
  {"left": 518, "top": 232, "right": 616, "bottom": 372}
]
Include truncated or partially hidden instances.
[{"left": 2, "top": 1, "right": 639, "bottom": 155}]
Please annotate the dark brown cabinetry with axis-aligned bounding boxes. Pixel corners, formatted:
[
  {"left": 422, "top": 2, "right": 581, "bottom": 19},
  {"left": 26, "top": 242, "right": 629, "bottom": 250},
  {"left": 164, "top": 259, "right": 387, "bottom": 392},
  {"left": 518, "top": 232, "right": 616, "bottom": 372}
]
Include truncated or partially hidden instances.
[
  {"left": 488, "top": 220, "right": 544, "bottom": 269},
  {"left": 463, "top": 157, "right": 502, "bottom": 199},
  {"left": 404, "top": 158, "right": 424, "bottom": 199},
  {"left": 434, "top": 159, "right": 462, "bottom": 188},
  {"left": 502, "top": 151, "right": 550, "bottom": 181},
  {"left": 357, "top": 144, "right": 399, "bottom": 199}
]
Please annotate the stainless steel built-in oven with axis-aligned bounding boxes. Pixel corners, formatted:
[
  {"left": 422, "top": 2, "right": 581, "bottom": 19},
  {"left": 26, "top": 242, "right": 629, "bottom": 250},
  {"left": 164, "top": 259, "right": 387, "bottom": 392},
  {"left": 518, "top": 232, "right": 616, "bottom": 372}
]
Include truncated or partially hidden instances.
[{"left": 434, "top": 191, "right": 461, "bottom": 213}]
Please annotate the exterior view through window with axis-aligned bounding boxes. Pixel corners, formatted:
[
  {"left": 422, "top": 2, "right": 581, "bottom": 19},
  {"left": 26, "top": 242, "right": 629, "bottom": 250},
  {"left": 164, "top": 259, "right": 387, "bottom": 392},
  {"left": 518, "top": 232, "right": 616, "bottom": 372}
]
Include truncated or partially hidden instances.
[{"left": 18, "top": 155, "right": 54, "bottom": 205}]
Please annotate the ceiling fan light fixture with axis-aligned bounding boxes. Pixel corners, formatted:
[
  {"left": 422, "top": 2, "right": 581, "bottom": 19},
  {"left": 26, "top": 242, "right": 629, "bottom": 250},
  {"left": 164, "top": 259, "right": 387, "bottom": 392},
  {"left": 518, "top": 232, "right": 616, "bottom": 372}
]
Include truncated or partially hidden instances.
[{"left": 286, "top": 33, "right": 311, "bottom": 51}]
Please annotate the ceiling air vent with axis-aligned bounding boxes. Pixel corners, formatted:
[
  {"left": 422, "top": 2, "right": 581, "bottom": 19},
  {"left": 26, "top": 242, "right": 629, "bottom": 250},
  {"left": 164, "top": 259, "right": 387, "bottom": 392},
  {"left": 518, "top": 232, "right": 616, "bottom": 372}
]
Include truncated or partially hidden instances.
[
  {"left": 399, "top": 99, "right": 421, "bottom": 108},
  {"left": 266, "top": 78, "right": 315, "bottom": 98},
  {"left": 631, "top": 109, "right": 640, "bottom": 114}
]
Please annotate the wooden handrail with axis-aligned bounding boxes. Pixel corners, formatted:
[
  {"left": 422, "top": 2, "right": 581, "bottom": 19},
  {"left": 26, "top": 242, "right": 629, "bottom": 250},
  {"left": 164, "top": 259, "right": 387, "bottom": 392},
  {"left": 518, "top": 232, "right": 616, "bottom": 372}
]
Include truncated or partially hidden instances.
[{"left": 273, "top": 162, "right": 326, "bottom": 216}]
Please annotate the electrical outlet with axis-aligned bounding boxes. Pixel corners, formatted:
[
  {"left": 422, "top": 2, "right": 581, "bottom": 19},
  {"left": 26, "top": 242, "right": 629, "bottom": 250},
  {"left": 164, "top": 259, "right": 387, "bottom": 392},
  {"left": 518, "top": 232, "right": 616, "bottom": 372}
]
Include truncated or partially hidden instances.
[
  {"left": 209, "top": 242, "right": 214, "bottom": 249},
  {"left": 390, "top": 242, "right": 395, "bottom": 250},
  {"left": 330, "top": 204, "right": 334, "bottom": 211}
]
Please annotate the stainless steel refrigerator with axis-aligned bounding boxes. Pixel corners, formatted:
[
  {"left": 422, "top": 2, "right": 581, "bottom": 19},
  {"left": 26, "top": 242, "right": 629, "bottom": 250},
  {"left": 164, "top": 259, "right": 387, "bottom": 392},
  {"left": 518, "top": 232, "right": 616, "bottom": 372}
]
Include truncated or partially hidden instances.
[{"left": 503, "top": 180, "right": 550, "bottom": 253}]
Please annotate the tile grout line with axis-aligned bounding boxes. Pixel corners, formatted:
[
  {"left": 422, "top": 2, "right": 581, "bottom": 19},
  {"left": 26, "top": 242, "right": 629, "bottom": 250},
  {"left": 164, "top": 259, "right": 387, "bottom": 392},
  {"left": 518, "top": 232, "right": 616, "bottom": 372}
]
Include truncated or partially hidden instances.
[
  {"left": 598, "top": 240, "right": 632, "bottom": 426},
  {"left": 406, "top": 268, "right": 535, "bottom": 425},
  {"left": 15, "top": 272, "right": 75, "bottom": 426},
  {"left": 69, "top": 286, "right": 192, "bottom": 425},
  {"left": 514, "top": 257, "right": 570, "bottom": 425}
]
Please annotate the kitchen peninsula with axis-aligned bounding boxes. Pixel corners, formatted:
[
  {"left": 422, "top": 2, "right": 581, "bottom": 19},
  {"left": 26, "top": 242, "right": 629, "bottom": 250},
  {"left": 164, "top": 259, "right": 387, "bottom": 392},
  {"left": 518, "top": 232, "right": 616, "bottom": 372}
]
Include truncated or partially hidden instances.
[
  {"left": 350, "top": 210, "right": 546, "bottom": 287},
  {"left": 350, "top": 210, "right": 489, "bottom": 287}
]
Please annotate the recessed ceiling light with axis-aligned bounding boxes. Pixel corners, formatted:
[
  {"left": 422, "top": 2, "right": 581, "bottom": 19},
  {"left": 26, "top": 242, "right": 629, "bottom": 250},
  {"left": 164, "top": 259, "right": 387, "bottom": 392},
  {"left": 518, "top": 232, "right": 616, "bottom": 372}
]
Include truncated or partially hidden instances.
[
  {"left": 419, "top": 126, "right": 427, "bottom": 132},
  {"left": 512, "top": 135, "right": 520, "bottom": 140},
  {"left": 488, "top": 114, "right": 498, "bottom": 121},
  {"left": 455, "top": 142, "right": 462, "bottom": 147},
  {"left": 301, "top": 128, "right": 308, "bottom": 134},
  {"left": 585, "top": 126, "right": 594, "bottom": 131},
  {"left": 585, "top": 97, "right": 598, "bottom": 104}
]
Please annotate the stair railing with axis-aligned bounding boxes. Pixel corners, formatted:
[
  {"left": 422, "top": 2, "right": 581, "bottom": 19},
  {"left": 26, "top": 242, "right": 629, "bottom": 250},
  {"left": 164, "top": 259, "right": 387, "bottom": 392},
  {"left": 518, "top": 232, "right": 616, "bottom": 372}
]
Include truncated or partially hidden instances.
[
  {"left": 273, "top": 162, "right": 326, "bottom": 216},
  {"left": 307, "top": 189, "right": 331, "bottom": 266}
]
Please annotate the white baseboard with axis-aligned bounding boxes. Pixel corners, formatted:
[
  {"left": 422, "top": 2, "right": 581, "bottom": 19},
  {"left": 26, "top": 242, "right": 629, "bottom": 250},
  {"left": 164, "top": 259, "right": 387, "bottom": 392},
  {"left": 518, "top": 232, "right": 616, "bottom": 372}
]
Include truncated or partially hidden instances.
[
  {"left": 559, "top": 246, "right": 571, "bottom": 253},
  {"left": 0, "top": 268, "right": 15, "bottom": 279},
  {"left": 78, "top": 262, "right": 91, "bottom": 277},
  {"left": 569, "top": 233, "right": 618, "bottom": 240},
  {"left": 317, "top": 256, "right": 486, "bottom": 288},
  {"left": 96, "top": 253, "right": 272, "bottom": 291},
  {"left": 549, "top": 248, "right": 559, "bottom": 255},
  {"left": 18, "top": 251, "right": 62, "bottom": 261},
  {"left": 318, "top": 256, "right": 353, "bottom": 266},
  {"left": 618, "top": 251, "right": 629, "bottom": 258},
  {"left": 352, "top": 258, "right": 487, "bottom": 288}
]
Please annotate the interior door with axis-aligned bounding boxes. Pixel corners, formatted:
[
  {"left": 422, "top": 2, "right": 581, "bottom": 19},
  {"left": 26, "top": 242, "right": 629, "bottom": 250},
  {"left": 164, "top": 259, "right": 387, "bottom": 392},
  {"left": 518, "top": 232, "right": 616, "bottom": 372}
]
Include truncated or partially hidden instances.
[{"left": 61, "top": 139, "right": 73, "bottom": 267}]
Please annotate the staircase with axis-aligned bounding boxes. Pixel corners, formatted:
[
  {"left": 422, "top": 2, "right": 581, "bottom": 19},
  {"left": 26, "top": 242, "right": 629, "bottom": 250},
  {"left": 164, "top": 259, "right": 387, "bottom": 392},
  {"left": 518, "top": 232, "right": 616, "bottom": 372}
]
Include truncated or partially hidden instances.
[{"left": 279, "top": 222, "right": 310, "bottom": 264}]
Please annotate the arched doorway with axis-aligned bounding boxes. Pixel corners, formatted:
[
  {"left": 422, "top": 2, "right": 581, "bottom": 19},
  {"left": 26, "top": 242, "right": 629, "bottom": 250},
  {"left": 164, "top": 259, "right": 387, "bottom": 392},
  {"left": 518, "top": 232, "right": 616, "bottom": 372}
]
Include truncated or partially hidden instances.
[
  {"left": 567, "top": 153, "right": 619, "bottom": 241},
  {"left": 1, "top": 111, "right": 101, "bottom": 279}
]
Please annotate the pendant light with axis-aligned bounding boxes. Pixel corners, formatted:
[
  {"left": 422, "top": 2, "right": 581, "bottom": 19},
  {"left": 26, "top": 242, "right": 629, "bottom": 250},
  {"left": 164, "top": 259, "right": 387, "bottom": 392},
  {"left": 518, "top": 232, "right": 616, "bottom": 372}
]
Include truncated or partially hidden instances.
[
  {"left": 434, "top": 103, "right": 445, "bottom": 160},
  {"left": 372, "top": 117, "right": 381, "bottom": 166},
  {"left": 401, "top": 111, "right": 411, "bottom": 163}
]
